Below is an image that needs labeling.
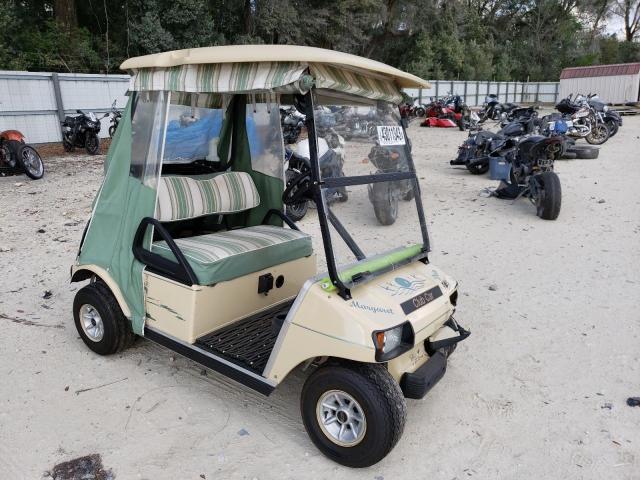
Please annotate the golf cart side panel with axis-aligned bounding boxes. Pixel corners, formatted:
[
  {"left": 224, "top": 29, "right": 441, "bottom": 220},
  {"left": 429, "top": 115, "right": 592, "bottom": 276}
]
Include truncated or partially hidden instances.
[
  {"left": 71, "top": 264, "right": 132, "bottom": 318},
  {"left": 265, "top": 261, "right": 456, "bottom": 382},
  {"left": 144, "top": 255, "right": 317, "bottom": 344}
]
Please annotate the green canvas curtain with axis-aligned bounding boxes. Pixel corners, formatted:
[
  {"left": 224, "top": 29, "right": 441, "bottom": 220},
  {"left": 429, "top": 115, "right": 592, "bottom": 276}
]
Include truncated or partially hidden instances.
[{"left": 78, "top": 98, "right": 157, "bottom": 335}]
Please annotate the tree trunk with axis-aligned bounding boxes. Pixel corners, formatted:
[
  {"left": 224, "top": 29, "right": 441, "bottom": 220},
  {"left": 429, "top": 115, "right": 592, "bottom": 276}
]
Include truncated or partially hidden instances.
[{"left": 54, "top": 0, "right": 77, "bottom": 31}]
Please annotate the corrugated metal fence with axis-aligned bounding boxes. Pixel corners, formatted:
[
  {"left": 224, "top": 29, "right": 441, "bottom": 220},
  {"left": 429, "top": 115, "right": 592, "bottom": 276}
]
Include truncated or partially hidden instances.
[
  {"left": 0, "top": 71, "right": 129, "bottom": 144},
  {"left": 404, "top": 80, "right": 560, "bottom": 106},
  {"left": 0, "top": 71, "right": 561, "bottom": 144}
]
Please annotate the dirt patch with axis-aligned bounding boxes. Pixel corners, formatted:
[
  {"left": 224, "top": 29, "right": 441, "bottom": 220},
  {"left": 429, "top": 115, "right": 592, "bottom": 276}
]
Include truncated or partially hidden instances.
[
  {"left": 34, "top": 138, "right": 112, "bottom": 159},
  {"left": 47, "top": 454, "right": 114, "bottom": 480}
]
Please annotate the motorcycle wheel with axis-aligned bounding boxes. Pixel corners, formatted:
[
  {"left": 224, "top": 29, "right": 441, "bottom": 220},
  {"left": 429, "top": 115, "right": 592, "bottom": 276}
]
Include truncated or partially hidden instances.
[
  {"left": 415, "top": 107, "right": 425, "bottom": 117},
  {"left": 371, "top": 182, "right": 398, "bottom": 226},
  {"left": 62, "top": 135, "right": 74, "bottom": 152},
  {"left": 605, "top": 119, "right": 618, "bottom": 138},
  {"left": 17, "top": 144, "right": 44, "bottom": 180},
  {"left": 585, "top": 124, "right": 609, "bottom": 145},
  {"left": 108, "top": 125, "right": 117, "bottom": 138},
  {"left": 466, "top": 163, "right": 489, "bottom": 175},
  {"left": 286, "top": 202, "right": 309, "bottom": 222},
  {"left": 85, "top": 133, "right": 100, "bottom": 155},
  {"left": 533, "top": 172, "right": 561, "bottom": 220}
]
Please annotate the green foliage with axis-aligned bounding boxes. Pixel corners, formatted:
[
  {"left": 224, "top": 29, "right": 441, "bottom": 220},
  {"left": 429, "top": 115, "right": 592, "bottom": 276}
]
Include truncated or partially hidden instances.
[{"left": 0, "top": 0, "right": 638, "bottom": 79}]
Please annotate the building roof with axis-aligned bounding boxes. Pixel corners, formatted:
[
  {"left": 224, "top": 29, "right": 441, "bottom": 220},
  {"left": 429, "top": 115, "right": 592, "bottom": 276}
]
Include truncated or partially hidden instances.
[
  {"left": 560, "top": 63, "right": 640, "bottom": 79},
  {"left": 120, "top": 45, "right": 430, "bottom": 89}
]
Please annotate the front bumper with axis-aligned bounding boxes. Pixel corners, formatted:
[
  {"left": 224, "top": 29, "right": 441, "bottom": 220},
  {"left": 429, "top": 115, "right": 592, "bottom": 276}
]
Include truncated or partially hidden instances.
[
  {"left": 399, "top": 318, "right": 470, "bottom": 399},
  {"left": 400, "top": 350, "right": 447, "bottom": 399}
]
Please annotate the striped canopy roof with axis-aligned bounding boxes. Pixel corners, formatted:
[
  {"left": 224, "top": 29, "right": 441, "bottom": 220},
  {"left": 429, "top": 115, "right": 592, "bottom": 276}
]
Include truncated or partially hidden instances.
[{"left": 124, "top": 46, "right": 420, "bottom": 104}]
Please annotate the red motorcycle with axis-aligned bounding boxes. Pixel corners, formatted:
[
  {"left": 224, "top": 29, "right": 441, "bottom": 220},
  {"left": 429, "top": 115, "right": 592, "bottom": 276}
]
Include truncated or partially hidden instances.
[
  {"left": 421, "top": 95, "right": 469, "bottom": 130},
  {"left": 0, "top": 130, "right": 45, "bottom": 179}
]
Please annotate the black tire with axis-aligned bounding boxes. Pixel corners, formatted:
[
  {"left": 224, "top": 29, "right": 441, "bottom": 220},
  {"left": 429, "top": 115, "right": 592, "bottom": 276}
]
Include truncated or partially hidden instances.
[
  {"left": 108, "top": 125, "right": 117, "bottom": 138},
  {"left": 285, "top": 202, "right": 308, "bottom": 222},
  {"left": 17, "top": 144, "right": 44, "bottom": 179},
  {"left": 62, "top": 135, "right": 74, "bottom": 152},
  {"left": 301, "top": 363, "right": 407, "bottom": 468},
  {"left": 605, "top": 119, "right": 618, "bottom": 138},
  {"left": 73, "top": 282, "right": 134, "bottom": 355},
  {"left": 569, "top": 146, "right": 599, "bottom": 159},
  {"left": 415, "top": 107, "right": 425, "bottom": 117},
  {"left": 534, "top": 172, "right": 561, "bottom": 220},
  {"left": 561, "top": 151, "right": 578, "bottom": 160},
  {"left": 585, "top": 124, "right": 609, "bottom": 145},
  {"left": 85, "top": 133, "right": 100, "bottom": 155},
  {"left": 466, "top": 162, "right": 489, "bottom": 175},
  {"left": 371, "top": 182, "right": 398, "bottom": 225}
]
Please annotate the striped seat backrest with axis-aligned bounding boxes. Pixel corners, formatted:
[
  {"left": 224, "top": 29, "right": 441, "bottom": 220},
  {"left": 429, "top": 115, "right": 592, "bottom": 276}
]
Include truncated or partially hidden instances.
[{"left": 156, "top": 172, "right": 260, "bottom": 222}]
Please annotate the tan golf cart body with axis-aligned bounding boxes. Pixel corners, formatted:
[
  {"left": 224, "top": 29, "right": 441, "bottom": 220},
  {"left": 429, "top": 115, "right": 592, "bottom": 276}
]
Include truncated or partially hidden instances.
[{"left": 71, "top": 45, "right": 468, "bottom": 467}]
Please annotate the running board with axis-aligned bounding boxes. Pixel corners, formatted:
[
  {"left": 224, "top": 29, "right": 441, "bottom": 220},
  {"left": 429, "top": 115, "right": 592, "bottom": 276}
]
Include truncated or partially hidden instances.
[{"left": 144, "top": 327, "right": 276, "bottom": 396}]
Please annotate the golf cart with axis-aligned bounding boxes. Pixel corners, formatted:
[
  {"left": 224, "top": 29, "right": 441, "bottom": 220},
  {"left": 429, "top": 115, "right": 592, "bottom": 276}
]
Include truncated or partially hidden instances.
[{"left": 70, "top": 45, "right": 469, "bottom": 468}]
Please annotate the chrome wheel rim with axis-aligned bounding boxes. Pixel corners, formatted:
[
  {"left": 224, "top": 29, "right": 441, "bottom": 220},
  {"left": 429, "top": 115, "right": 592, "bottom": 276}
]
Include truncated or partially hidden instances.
[
  {"left": 80, "top": 304, "right": 104, "bottom": 342},
  {"left": 316, "top": 390, "right": 367, "bottom": 447},
  {"left": 22, "top": 148, "right": 43, "bottom": 176}
]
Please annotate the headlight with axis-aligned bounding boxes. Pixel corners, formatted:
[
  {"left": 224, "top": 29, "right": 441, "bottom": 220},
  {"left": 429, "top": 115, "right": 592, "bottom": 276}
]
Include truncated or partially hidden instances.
[
  {"left": 603, "top": 105, "right": 609, "bottom": 112},
  {"left": 372, "top": 322, "right": 414, "bottom": 361}
]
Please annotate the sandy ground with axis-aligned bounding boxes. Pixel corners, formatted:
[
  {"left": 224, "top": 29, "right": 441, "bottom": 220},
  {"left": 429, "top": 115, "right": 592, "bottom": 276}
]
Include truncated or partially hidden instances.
[{"left": 1, "top": 117, "right": 639, "bottom": 480}]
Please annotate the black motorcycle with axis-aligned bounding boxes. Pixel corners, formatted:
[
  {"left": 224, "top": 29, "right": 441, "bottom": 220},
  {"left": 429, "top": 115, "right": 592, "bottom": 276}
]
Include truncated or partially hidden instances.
[
  {"left": 491, "top": 135, "right": 563, "bottom": 220},
  {"left": 367, "top": 145, "right": 414, "bottom": 225},
  {"left": 61, "top": 110, "right": 107, "bottom": 155},
  {"left": 588, "top": 96, "right": 622, "bottom": 137},
  {"left": 283, "top": 131, "right": 347, "bottom": 222},
  {"left": 479, "top": 94, "right": 521, "bottom": 123},
  {"left": 108, "top": 101, "right": 122, "bottom": 138},
  {"left": 280, "top": 106, "right": 305, "bottom": 144},
  {"left": 451, "top": 115, "right": 540, "bottom": 174}
]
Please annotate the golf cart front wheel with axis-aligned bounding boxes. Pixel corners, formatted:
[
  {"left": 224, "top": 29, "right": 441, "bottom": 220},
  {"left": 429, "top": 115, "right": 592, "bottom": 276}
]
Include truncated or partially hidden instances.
[
  {"left": 534, "top": 171, "right": 562, "bottom": 220},
  {"left": 301, "top": 363, "right": 407, "bottom": 468},
  {"left": 73, "top": 281, "right": 135, "bottom": 355}
]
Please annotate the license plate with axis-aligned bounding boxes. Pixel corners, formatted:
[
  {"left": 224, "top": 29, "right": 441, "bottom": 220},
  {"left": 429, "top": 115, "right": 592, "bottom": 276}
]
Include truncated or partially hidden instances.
[{"left": 400, "top": 286, "right": 442, "bottom": 315}]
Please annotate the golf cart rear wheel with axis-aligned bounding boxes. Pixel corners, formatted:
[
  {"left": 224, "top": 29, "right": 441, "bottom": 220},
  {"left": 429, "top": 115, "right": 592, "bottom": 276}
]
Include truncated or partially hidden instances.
[
  {"left": 301, "top": 363, "right": 406, "bottom": 468},
  {"left": 534, "top": 171, "right": 562, "bottom": 220},
  {"left": 73, "top": 281, "right": 134, "bottom": 355}
]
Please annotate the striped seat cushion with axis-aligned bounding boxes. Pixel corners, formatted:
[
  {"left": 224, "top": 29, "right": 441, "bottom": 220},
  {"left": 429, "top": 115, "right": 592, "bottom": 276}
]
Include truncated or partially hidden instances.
[
  {"left": 156, "top": 172, "right": 260, "bottom": 222},
  {"left": 151, "top": 225, "right": 313, "bottom": 285}
]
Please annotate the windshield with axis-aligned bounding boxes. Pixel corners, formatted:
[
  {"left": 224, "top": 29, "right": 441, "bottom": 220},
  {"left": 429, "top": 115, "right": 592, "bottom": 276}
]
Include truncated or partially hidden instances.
[{"left": 299, "top": 97, "right": 429, "bottom": 291}]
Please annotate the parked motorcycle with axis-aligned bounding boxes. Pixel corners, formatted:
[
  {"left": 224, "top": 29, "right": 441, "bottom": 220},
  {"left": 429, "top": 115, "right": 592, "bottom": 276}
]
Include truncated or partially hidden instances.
[
  {"left": 284, "top": 130, "right": 347, "bottom": 221},
  {"left": 491, "top": 135, "right": 563, "bottom": 220},
  {"left": 451, "top": 115, "right": 541, "bottom": 174},
  {"left": 61, "top": 110, "right": 107, "bottom": 155},
  {"left": 588, "top": 95, "right": 622, "bottom": 137},
  {"left": 367, "top": 145, "right": 414, "bottom": 225},
  {"left": 0, "top": 130, "right": 45, "bottom": 179},
  {"left": 108, "top": 100, "right": 122, "bottom": 138},
  {"left": 478, "top": 94, "right": 521, "bottom": 123},
  {"left": 280, "top": 106, "right": 305, "bottom": 144},
  {"left": 551, "top": 94, "right": 609, "bottom": 145}
]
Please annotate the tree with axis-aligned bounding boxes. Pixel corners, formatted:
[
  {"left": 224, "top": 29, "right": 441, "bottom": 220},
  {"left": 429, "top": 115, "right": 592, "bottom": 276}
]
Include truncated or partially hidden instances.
[{"left": 610, "top": 0, "right": 640, "bottom": 41}]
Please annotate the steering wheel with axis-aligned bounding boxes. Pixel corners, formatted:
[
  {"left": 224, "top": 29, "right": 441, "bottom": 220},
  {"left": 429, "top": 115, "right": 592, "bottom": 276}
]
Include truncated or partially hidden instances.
[{"left": 282, "top": 170, "right": 313, "bottom": 205}]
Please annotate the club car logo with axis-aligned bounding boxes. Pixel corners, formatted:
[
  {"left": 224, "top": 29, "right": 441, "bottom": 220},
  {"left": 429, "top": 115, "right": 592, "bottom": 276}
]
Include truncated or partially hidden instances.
[{"left": 379, "top": 274, "right": 426, "bottom": 297}]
